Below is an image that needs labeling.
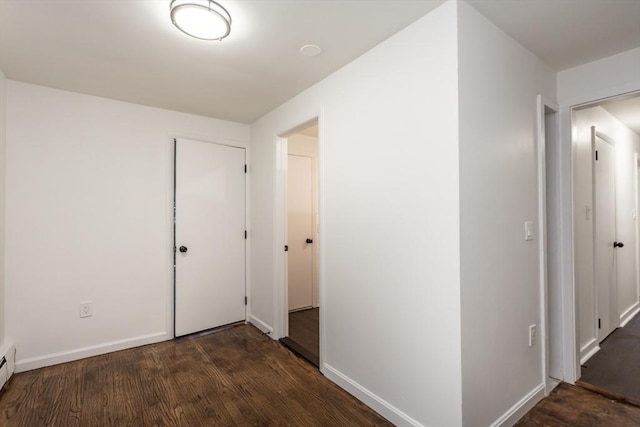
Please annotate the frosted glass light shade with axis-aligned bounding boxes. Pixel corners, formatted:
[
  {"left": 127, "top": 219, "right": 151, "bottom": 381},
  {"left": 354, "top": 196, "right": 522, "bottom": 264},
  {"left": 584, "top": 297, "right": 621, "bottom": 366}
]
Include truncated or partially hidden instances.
[{"left": 170, "top": 0, "right": 232, "bottom": 41}]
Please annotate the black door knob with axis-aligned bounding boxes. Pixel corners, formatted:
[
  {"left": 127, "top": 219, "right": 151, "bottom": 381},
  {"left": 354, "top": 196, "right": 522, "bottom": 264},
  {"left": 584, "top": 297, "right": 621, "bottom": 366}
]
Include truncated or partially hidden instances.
[
  {"left": 306, "top": 238, "right": 313, "bottom": 244},
  {"left": 614, "top": 241, "right": 624, "bottom": 248},
  {"left": 179, "top": 246, "right": 188, "bottom": 253}
]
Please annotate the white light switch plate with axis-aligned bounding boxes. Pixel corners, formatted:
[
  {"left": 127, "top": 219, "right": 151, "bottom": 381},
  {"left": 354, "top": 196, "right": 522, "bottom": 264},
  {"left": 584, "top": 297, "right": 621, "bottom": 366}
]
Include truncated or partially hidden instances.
[{"left": 525, "top": 221, "right": 534, "bottom": 241}]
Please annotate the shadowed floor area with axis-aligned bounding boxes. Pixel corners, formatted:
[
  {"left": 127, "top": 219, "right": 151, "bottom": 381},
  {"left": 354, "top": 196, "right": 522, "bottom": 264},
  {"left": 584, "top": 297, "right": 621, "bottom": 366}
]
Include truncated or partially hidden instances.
[
  {"left": 516, "top": 382, "right": 640, "bottom": 426},
  {"left": 578, "top": 311, "right": 640, "bottom": 406},
  {"left": 282, "top": 307, "right": 320, "bottom": 367},
  {"left": 0, "top": 324, "right": 389, "bottom": 426}
]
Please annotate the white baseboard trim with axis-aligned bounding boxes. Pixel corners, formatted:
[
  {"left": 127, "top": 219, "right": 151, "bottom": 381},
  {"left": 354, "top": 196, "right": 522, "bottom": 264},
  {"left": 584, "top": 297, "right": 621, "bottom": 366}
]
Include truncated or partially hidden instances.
[
  {"left": 323, "top": 364, "right": 424, "bottom": 427},
  {"left": 580, "top": 339, "right": 600, "bottom": 365},
  {"left": 491, "top": 383, "right": 545, "bottom": 427},
  {"left": 545, "top": 377, "right": 561, "bottom": 395},
  {"left": 620, "top": 304, "right": 639, "bottom": 327},
  {"left": 248, "top": 314, "right": 273, "bottom": 337},
  {"left": 15, "top": 332, "right": 169, "bottom": 373}
]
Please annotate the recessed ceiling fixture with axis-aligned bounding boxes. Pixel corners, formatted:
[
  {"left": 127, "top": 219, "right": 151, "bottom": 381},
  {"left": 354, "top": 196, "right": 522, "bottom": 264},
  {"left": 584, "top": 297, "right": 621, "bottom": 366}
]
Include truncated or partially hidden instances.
[
  {"left": 170, "top": 0, "right": 232, "bottom": 41},
  {"left": 300, "top": 44, "right": 322, "bottom": 57}
]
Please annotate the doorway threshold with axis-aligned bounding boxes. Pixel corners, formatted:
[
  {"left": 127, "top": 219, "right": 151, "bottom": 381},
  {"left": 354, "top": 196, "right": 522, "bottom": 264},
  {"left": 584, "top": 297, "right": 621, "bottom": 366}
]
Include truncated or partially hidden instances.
[
  {"left": 280, "top": 337, "right": 319, "bottom": 368},
  {"left": 175, "top": 321, "right": 245, "bottom": 341}
]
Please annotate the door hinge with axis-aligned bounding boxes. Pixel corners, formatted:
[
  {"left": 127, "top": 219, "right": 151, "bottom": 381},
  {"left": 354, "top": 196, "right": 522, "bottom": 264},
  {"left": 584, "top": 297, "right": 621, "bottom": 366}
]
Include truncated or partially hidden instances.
[
  {"left": 245, "top": 230, "right": 247, "bottom": 239},
  {"left": 244, "top": 164, "right": 247, "bottom": 173},
  {"left": 284, "top": 245, "right": 288, "bottom": 252},
  {"left": 598, "top": 318, "right": 601, "bottom": 329},
  {"left": 244, "top": 296, "right": 248, "bottom": 305},
  {"left": 595, "top": 150, "right": 598, "bottom": 161}
]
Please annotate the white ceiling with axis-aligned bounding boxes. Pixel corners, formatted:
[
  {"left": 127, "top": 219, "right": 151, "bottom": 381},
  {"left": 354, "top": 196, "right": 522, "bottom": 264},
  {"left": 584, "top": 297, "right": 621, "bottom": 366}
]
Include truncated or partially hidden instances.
[
  {"left": 467, "top": 0, "right": 640, "bottom": 71},
  {"left": 0, "top": 0, "right": 639, "bottom": 124},
  {"left": 602, "top": 95, "right": 640, "bottom": 136},
  {"left": 0, "top": 0, "right": 444, "bottom": 123}
]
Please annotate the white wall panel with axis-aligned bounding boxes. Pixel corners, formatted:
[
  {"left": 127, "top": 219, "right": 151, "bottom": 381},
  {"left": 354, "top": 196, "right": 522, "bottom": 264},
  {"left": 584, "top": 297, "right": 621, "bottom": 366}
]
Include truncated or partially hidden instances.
[
  {"left": 5, "top": 81, "right": 249, "bottom": 370},
  {"left": 457, "top": 2, "right": 557, "bottom": 425},
  {"left": 250, "top": 3, "right": 462, "bottom": 426}
]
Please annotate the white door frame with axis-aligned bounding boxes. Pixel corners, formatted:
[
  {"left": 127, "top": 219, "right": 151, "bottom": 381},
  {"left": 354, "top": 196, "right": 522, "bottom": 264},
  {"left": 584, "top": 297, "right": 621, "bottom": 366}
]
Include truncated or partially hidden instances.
[
  {"left": 536, "top": 94, "right": 561, "bottom": 394},
  {"left": 561, "top": 88, "right": 640, "bottom": 383},
  {"left": 273, "top": 116, "right": 325, "bottom": 370}
]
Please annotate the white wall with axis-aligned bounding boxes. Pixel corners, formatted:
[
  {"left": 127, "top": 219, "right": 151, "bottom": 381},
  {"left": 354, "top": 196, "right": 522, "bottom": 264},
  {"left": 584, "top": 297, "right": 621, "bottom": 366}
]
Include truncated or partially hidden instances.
[
  {"left": 573, "top": 105, "right": 640, "bottom": 361},
  {"left": 557, "top": 47, "right": 640, "bottom": 381},
  {"left": 5, "top": 81, "right": 249, "bottom": 371},
  {"left": 0, "top": 69, "right": 6, "bottom": 351},
  {"left": 558, "top": 48, "right": 640, "bottom": 107},
  {"left": 250, "top": 2, "right": 462, "bottom": 426},
  {"left": 457, "top": 2, "right": 557, "bottom": 426}
]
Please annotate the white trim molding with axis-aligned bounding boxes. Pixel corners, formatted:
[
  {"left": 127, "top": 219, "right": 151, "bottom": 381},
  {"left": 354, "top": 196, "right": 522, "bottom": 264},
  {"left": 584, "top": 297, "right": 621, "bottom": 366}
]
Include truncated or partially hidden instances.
[
  {"left": 491, "top": 383, "right": 545, "bottom": 427},
  {"left": 580, "top": 338, "right": 600, "bottom": 365},
  {"left": 14, "top": 332, "right": 168, "bottom": 373},
  {"left": 620, "top": 304, "right": 639, "bottom": 327},
  {"left": 323, "top": 364, "right": 424, "bottom": 427},
  {"left": 248, "top": 315, "right": 273, "bottom": 336}
]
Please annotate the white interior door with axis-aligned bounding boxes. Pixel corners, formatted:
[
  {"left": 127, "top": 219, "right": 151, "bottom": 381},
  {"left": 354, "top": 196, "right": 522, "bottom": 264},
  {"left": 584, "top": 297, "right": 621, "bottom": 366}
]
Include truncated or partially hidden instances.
[
  {"left": 287, "top": 154, "right": 314, "bottom": 311},
  {"left": 593, "top": 129, "right": 618, "bottom": 342},
  {"left": 175, "top": 138, "right": 246, "bottom": 337}
]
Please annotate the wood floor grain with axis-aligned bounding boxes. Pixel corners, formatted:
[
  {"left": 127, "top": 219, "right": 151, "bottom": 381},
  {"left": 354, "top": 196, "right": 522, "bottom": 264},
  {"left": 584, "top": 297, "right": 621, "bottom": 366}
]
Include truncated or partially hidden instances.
[
  {"left": 0, "top": 324, "right": 392, "bottom": 427},
  {"left": 516, "top": 382, "right": 640, "bottom": 427}
]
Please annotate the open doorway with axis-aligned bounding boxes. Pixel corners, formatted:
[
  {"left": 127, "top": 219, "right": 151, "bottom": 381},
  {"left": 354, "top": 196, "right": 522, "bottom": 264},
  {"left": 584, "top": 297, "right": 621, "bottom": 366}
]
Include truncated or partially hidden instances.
[
  {"left": 572, "top": 92, "right": 640, "bottom": 404},
  {"left": 279, "top": 120, "right": 320, "bottom": 367}
]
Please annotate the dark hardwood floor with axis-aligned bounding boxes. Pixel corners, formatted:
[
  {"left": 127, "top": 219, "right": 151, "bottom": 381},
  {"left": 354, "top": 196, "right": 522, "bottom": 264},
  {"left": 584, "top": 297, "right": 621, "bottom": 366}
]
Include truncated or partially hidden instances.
[
  {"left": 3, "top": 322, "right": 640, "bottom": 427},
  {"left": 282, "top": 308, "right": 319, "bottom": 366},
  {"left": 516, "top": 382, "right": 640, "bottom": 426},
  {"left": 578, "top": 311, "right": 640, "bottom": 406},
  {"left": 0, "top": 324, "right": 390, "bottom": 427}
]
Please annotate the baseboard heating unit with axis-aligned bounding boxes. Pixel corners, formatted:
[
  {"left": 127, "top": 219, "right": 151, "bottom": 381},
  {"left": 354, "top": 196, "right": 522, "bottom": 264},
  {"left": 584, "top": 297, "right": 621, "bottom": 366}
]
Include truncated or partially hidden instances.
[{"left": 0, "top": 343, "right": 16, "bottom": 392}]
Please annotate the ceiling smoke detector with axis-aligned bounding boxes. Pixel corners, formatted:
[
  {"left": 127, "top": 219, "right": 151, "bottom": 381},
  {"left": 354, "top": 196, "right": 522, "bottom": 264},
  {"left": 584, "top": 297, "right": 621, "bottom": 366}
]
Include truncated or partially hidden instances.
[{"left": 170, "top": 0, "right": 232, "bottom": 41}]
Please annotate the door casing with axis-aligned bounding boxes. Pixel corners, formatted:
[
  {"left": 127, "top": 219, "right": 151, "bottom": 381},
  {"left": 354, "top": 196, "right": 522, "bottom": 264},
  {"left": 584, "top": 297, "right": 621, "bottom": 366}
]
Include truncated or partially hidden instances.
[{"left": 274, "top": 115, "right": 325, "bottom": 370}]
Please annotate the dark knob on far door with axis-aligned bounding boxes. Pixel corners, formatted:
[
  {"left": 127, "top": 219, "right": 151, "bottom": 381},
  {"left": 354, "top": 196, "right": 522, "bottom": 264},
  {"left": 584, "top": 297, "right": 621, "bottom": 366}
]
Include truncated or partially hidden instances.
[
  {"left": 306, "top": 238, "right": 313, "bottom": 244},
  {"left": 614, "top": 241, "right": 624, "bottom": 248},
  {"left": 179, "top": 246, "right": 188, "bottom": 253}
]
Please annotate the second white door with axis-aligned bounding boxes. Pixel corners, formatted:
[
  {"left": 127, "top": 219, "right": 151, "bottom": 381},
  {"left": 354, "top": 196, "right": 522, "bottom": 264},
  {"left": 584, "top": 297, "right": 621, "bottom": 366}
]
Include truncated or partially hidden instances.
[{"left": 287, "top": 154, "right": 314, "bottom": 310}]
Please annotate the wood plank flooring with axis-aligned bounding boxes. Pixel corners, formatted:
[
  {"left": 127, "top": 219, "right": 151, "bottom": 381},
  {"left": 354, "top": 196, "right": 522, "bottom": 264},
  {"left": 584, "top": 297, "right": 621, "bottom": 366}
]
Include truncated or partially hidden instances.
[
  {"left": 3, "top": 323, "right": 640, "bottom": 427},
  {"left": 516, "top": 382, "right": 640, "bottom": 426},
  {"left": 0, "top": 324, "right": 391, "bottom": 427}
]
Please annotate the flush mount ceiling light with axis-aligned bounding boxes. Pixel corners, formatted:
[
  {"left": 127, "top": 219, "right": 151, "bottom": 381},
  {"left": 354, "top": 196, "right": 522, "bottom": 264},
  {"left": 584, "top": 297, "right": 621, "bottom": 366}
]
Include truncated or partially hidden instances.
[{"left": 170, "top": 0, "right": 232, "bottom": 41}]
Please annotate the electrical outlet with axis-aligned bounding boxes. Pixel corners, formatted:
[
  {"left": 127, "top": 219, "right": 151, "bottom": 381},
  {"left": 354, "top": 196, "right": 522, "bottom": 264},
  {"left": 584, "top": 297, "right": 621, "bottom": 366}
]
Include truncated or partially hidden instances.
[
  {"left": 529, "top": 324, "right": 536, "bottom": 347},
  {"left": 79, "top": 301, "right": 93, "bottom": 318}
]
